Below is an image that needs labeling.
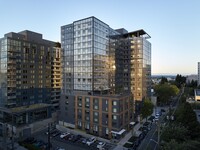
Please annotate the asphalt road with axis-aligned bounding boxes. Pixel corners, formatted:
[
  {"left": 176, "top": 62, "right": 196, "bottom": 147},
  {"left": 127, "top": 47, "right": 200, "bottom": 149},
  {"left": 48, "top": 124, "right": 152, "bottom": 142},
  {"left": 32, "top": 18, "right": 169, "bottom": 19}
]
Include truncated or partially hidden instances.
[{"left": 137, "top": 122, "right": 158, "bottom": 150}]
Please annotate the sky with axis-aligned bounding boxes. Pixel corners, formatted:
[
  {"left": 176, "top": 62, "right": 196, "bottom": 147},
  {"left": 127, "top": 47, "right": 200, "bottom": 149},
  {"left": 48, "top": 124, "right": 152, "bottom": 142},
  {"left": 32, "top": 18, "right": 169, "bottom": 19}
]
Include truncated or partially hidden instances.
[{"left": 0, "top": 0, "right": 200, "bottom": 75}]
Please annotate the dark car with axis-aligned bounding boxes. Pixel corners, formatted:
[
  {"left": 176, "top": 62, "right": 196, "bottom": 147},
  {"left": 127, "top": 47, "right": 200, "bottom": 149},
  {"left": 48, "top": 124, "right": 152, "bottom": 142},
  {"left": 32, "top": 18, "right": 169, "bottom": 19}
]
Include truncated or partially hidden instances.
[
  {"left": 81, "top": 138, "right": 88, "bottom": 144},
  {"left": 23, "top": 137, "right": 36, "bottom": 144},
  {"left": 139, "top": 132, "right": 145, "bottom": 141},
  {"left": 161, "top": 109, "right": 166, "bottom": 112},
  {"left": 134, "top": 137, "right": 140, "bottom": 147},
  {"left": 52, "top": 130, "right": 60, "bottom": 137},
  {"left": 64, "top": 133, "right": 71, "bottom": 140},
  {"left": 68, "top": 134, "right": 75, "bottom": 141},
  {"left": 71, "top": 134, "right": 83, "bottom": 142}
]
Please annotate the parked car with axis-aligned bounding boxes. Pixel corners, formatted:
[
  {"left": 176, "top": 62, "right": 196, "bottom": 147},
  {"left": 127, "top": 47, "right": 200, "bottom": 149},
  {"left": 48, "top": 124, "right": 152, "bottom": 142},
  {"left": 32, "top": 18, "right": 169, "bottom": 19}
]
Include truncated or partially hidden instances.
[
  {"left": 97, "top": 142, "right": 106, "bottom": 149},
  {"left": 71, "top": 134, "right": 82, "bottom": 142},
  {"left": 134, "top": 137, "right": 140, "bottom": 147},
  {"left": 68, "top": 134, "right": 75, "bottom": 141},
  {"left": 52, "top": 130, "right": 60, "bottom": 137},
  {"left": 60, "top": 132, "right": 70, "bottom": 138},
  {"left": 23, "top": 137, "right": 36, "bottom": 144},
  {"left": 161, "top": 109, "right": 166, "bottom": 112},
  {"left": 141, "top": 127, "right": 148, "bottom": 135},
  {"left": 131, "top": 138, "right": 140, "bottom": 149},
  {"left": 143, "top": 121, "right": 152, "bottom": 130},
  {"left": 64, "top": 133, "right": 71, "bottom": 140},
  {"left": 86, "top": 137, "right": 96, "bottom": 146},
  {"left": 139, "top": 132, "right": 145, "bottom": 141},
  {"left": 81, "top": 138, "right": 88, "bottom": 144}
]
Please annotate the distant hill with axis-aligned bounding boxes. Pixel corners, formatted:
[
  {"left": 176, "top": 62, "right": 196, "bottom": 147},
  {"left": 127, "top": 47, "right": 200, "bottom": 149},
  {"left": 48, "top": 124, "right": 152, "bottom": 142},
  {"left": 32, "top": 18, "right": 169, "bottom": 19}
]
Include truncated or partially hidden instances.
[{"left": 152, "top": 75, "right": 176, "bottom": 79}]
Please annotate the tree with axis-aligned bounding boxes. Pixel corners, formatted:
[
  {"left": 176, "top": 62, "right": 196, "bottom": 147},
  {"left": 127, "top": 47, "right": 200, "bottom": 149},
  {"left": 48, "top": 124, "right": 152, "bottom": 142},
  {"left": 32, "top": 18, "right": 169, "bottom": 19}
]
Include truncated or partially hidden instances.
[
  {"left": 175, "top": 74, "right": 186, "bottom": 88},
  {"left": 162, "top": 139, "right": 200, "bottom": 150},
  {"left": 160, "top": 77, "right": 168, "bottom": 84},
  {"left": 141, "top": 98, "right": 154, "bottom": 121},
  {"left": 175, "top": 102, "right": 200, "bottom": 139},
  {"left": 55, "top": 42, "right": 61, "bottom": 48},
  {"left": 154, "top": 83, "right": 179, "bottom": 105},
  {"left": 161, "top": 123, "right": 189, "bottom": 143},
  {"left": 162, "top": 139, "right": 184, "bottom": 150}
]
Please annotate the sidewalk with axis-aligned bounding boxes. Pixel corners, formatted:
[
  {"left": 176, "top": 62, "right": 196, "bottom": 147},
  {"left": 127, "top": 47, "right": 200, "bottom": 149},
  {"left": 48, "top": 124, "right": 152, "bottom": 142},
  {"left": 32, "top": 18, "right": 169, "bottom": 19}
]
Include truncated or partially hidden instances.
[
  {"left": 113, "top": 110, "right": 161, "bottom": 150},
  {"left": 113, "top": 107, "right": 169, "bottom": 150},
  {"left": 113, "top": 119, "right": 146, "bottom": 150}
]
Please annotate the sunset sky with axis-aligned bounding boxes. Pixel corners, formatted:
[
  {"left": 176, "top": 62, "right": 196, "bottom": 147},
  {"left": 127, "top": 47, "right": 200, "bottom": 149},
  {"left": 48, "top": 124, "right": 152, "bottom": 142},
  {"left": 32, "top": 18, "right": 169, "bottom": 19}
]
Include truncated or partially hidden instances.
[{"left": 1, "top": 0, "right": 200, "bottom": 75}]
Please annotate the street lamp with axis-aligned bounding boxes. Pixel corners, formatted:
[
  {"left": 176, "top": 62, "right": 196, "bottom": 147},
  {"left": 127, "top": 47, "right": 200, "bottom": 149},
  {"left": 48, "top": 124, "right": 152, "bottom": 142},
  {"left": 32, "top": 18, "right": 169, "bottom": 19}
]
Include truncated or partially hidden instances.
[{"left": 150, "top": 139, "right": 158, "bottom": 144}]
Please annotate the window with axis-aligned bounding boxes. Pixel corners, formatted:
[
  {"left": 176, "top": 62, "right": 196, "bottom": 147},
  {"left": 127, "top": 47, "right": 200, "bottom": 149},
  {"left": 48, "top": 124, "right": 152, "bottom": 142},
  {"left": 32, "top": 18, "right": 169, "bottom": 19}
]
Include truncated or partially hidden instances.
[
  {"left": 94, "top": 112, "right": 98, "bottom": 116},
  {"left": 85, "top": 97, "right": 90, "bottom": 102},
  {"left": 113, "top": 108, "right": 117, "bottom": 113},
  {"left": 105, "top": 107, "right": 108, "bottom": 111},
  {"left": 112, "top": 115, "right": 117, "bottom": 120},
  {"left": 106, "top": 128, "right": 109, "bottom": 134},
  {"left": 112, "top": 101, "right": 117, "bottom": 106},
  {"left": 94, "top": 118, "right": 98, "bottom": 123},
  {"left": 94, "top": 105, "right": 99, "bottom": 110}
]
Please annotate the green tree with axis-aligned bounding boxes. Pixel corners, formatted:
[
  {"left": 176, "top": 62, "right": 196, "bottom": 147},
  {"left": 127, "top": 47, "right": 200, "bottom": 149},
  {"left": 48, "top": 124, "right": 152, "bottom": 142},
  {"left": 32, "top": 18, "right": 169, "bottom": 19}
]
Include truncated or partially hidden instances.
[
  {"left": 162, "top": 139, "right": 184, "bottom": 150},
  {"left": 161, "top": 123, "right": 189, "bottom": 143},
  {"left": 55, "top": 42, "right": 61, "bottom": 48},
  {"left": 141, "top": 98, "right": 154, "bottom": 121},
  {"left": 154, "top": 84, "right": 179, "bottom": 105},
  {"left": 175, "top": 102, "right": 200, "bottom": 139},
  {"left": 160, "top": 76, "right": 168, "bottom": 84},
  {"left": 175, "top": 74, "right": 186, "bottom": 88},
  {"left": 162, "top": 139, "right": 200, "bottom": 150}
]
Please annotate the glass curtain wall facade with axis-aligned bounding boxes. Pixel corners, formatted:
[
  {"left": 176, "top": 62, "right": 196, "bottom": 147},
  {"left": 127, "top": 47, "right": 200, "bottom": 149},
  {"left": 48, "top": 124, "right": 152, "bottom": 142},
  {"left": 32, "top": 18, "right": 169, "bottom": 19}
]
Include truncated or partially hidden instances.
[
  {"left": 60, "top": 17, "right": 151, "bottom": 138},
  {"left": 0, "top": 38, "right": 8, "bottom": 106},
  {"left": 109, "top": 30, "right": 151, "bottom": 101},
  {"left": 62, "top": 17, "right": 115, "bottom": 93},
  {"left": 130, "top": 36, "right": 151, "bottom": 101},
  {"left": 61, "top": 24, "right": 74, "bottom": 94}
]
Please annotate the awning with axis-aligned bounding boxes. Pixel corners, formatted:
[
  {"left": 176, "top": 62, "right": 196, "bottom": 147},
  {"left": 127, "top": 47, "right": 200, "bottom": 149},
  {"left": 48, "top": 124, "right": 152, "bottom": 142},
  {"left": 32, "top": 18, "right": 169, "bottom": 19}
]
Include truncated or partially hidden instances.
[
  {"left": 118, "top": 129, "right": 126, "bottom": 135},
  {"left": 130, "top": 122, "right": 135, "bottom": 125},
  {"left": 111, "top": 129, "right": 126, "bottom": 135}
]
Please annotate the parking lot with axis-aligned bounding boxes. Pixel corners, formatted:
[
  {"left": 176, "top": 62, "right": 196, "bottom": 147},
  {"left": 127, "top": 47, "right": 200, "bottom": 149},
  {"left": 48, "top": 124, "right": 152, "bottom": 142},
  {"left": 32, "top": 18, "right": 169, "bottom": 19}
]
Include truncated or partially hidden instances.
[{"left": 23, "top": 127, "right": 116, "bottom": 150}]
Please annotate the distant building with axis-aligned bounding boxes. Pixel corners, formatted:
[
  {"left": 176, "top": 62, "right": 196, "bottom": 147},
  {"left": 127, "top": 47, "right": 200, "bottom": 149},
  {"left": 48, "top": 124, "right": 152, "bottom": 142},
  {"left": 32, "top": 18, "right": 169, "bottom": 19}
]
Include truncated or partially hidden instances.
[
  {"left": 60, "top": 16, "right": 151, "bottom": 139},
  {"left": 186, "top": 74, "right": 198, "bottom": 84},
  {"left": 194, "top": 89, "right": 200, "bottom": 101},
  {"left": 0, "top": 30, "right": 62, "bottom": 137},
  {"left": 198, "top": 62, "right": 200, "bottom": 86}
]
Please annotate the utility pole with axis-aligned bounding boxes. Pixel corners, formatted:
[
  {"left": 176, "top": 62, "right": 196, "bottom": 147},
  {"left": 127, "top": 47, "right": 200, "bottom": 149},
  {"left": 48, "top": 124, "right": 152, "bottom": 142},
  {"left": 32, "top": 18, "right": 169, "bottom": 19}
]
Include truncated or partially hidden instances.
[
  {"left": 48, "top": 123, "right": 50, "bottom": 150},
  {"left": 2, "top": 123, "right": 7, "bottom": 150},
  {"left": 157, "top": 120, "right": 160, "bottom": 150}
]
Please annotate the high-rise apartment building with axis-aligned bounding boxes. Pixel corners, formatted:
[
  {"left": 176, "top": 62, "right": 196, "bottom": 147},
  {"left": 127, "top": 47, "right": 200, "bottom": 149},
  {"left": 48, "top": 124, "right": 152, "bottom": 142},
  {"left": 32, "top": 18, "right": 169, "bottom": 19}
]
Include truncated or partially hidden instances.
[
  {"left": 60, "top": 17, "right": 151, "bottom": 139},
  {"left": 0, "top": 30, "right": 61, "bottom": 137},
  {"left": 110, "top": 28, "right": 151, "bottom": 100}
]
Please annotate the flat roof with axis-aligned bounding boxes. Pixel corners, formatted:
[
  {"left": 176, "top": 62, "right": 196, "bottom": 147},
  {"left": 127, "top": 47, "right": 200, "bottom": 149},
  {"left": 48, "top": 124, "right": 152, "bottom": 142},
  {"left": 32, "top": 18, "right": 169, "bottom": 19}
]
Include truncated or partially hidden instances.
[
  {"left": 110, "top": 29, "right": 151, "bottom": 39},
  {"left": 0, "top": 103, "right": 51, "bottom": 114},
  {"left": 73, "top": 91, "right": 132, "bottom": 99},
  {"left": 122, "top": 29, "right": 151, "bottom": 39}
]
